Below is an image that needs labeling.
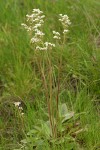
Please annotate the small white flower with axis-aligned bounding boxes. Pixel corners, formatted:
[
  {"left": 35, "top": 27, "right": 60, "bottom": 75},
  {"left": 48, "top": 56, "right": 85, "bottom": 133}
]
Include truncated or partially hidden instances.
[
  {"left": 59, "top": 19, "right": 62, "bottom": 21},
  {"left": 21, "top": 23, "right": 32, "bottom": 31},
  {"left": 59, "top": 14, "right": 63, "bottom": 17},
  {"left": 32, "top": 9, "right": 43, "bottom": 14},
  {"left": 33, "top": 23, "right": 42, "bottom": 29},
  {"left": 39, "top": 20, "right": 44, "bottom": 24},
  {"left": 41, "top": 47, "right": 48, "bottom": 50},
  {"left": 44, "top": 42, "right": 55, "bottom": 48},
  {"left": 53, "top": 36, "right": 61, "bottom": 39},
  {"left": 21, "top": 23, "right": 27, "bottom": 27},
  {"left": 21, "top": 113, "right": 24, "bottom": 115},
  {"left": 34, "top": 29, "right": 38, "bottom": 32},
  {"left": 36, "top": 46, "right": 47, "bottom": 51},
  {"left": 21, "top": 23, "right": 28, "bottom": 29},
  {"left": 36, "top": 42, "right": 55, "bottom": 51},
  {"left": 18, "top": 107, "right": 23, "bottom": 110},
  {"left": 14, "top": 102, "right": 21, "bottom": 107},
  {"left": 30, "top": 37, "right": 41, "bottom": 44},
  {"left": 36, "top": 46, "right": 41, "bottom": 50},
  {"left": 53, "top": 31, "right": 60, "bottom": 36},
  {"left": 33, "top": 18, "right": 39, "bottom": 22},
  {"left": 51, "top": 43, "right": 55, "bottom": 47},
  {"left": 40, "top": 15, "right": 45, "bottom": 19},
  {"left": 35, "top": 30, "right": 45, "bottom": 36},
  {"left": 53, "top": 31, "right": 60, "bottom": 40},
  {"left": 63, "top": 29, "right": 69, "bottom": 34}
]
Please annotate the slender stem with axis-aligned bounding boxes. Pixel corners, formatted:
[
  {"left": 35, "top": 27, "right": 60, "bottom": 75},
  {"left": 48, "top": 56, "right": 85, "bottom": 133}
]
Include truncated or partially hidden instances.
[
  {"left": 36, "top": 52, "right": 54, "bottom": 136},
  {"left": 46, "top": 51, "right": 56, "bottom": 138},
  {"left": 56, "top": 35, "right": 65, "bottom": 135}
]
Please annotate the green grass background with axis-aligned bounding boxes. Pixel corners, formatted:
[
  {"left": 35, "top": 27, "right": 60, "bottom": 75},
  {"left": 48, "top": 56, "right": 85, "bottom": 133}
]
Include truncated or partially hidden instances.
[{"left": 0, "top": 0, "right": 100, "bottom": 149}]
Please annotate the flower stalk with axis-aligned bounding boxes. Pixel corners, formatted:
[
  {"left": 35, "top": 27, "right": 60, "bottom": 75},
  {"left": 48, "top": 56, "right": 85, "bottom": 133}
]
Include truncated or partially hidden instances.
[{"left": 21, "top": 8, "right": 71, "bottom": 139}]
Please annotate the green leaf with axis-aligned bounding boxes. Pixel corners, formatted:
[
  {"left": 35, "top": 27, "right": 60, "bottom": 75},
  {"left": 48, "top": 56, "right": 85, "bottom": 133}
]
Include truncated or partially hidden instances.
[
  {"left": 21, "top": 138, "right": 31, "bottom": 144},
  {"left": 35, "top": 139, "right": 44, "bottom": 146},
  {"left": 62, "top": 112, "right": 74, "bottom": 123},
  {"left": 27, "top": 129, "right": 38, "bottom": 136},
  {"left": 41, "top": 121, "right": 51, "bottom": 138},
  {"left": 59, "top": 103, "right": 69, "bottom": 118},
  {"left": 61, "top": 103, "right": 69, "bottom": 116}
]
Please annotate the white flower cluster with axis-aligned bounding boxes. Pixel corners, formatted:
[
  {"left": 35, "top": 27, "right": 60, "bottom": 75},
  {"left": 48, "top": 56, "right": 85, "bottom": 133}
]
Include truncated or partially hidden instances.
[
  {"left": 14, "top": 101, "right": 21, "bottom": 107},
  {"left": 59, "top": 14, "right": 71, "bottom": 34},
  {"left": 21, "top": 9, "right": 55, "bottom": 50},
  {"left": 14, "top": 101, "right": 24, "bottom": 115},
  {"left": 21, "top": 9, "right": 45, "bottom": 44},
  {"left": 36, "top": 42, "right": 55, "bottom": 51},
  {"left": 30, "top": 29, "right": 45, "bottom": 44},
  {"left": 53, "top": 31, "right": 61, "bottom": 40},
  {"left": 63, "top": 29, "right": 69, "bottom": 34},
  {"left": 21, "top": 9, "right": 45, "bottom": 31},
  {"left": 44, "top": 42, "right": 55, "bottom": 47},
  {"left": 21, "top": 9, "right": 71, "bottom": 49},
  {"left": 21, "top": 23, "right": 31, "bottom": 32}
]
